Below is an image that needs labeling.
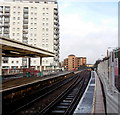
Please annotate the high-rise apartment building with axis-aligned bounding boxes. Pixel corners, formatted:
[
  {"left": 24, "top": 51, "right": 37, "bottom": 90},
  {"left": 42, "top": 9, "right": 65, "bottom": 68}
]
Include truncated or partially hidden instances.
[
  {"left": 64, "top": 55, "right": 86, "bottom": 71},
  {"left": 0, "top": 0, "right": 59, "bottom": 70}
]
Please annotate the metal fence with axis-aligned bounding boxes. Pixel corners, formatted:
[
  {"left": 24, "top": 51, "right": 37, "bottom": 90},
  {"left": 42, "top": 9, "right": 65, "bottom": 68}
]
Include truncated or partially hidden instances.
[{"left": 97, "top": 48, "right": 120, "bottom": 113}]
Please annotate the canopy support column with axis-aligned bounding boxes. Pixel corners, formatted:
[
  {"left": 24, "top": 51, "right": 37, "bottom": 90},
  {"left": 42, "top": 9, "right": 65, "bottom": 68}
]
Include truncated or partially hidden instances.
[
  {"left": 40, "top": 57, "right": 43, "bottom": 76},
  {"left": 28, "top": 57, "right": 31, "bottom": 77}
]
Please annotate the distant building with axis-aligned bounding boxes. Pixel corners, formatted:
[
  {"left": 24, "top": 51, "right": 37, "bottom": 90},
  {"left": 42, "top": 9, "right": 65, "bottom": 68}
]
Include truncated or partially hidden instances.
[
  {"left": 1, "top": 0, "right": 60, "bottom": 70},
  {"left": 86, "top": 64, "right": 93, "bottom": 67},
  {"left": 63, "top": 55, "right": 86, "bottom": 71}
]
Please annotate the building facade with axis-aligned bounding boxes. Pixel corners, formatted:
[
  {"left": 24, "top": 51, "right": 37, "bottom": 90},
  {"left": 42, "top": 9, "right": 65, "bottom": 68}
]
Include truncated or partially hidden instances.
[
  {"left": 63, "top": 55, "right": 86, "bottom": 71},
  {"left": 0, "top": 0, "right": 59, "bottom": 70}
]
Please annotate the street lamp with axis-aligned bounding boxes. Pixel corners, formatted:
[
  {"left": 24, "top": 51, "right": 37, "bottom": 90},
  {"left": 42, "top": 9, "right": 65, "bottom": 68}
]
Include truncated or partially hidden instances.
[
  {"left": 107, "top": 47, "right": 118, "bottom": 57},
  {"left": 101, "top": 55, "right": 105, "bottom": 60}
]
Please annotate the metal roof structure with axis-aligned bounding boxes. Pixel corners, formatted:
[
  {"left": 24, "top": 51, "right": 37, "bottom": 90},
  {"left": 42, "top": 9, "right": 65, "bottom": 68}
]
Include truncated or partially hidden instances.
[{"left": 0, "top": 36, "right": 54, "bottom": 57}]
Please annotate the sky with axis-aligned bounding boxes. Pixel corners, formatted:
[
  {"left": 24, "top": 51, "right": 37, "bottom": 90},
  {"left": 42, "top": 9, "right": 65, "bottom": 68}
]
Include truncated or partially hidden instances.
[
  {"left": 58, "top": 0, "right": 118, "bottom": 64},
  {"left": 0, "top": 0, "right": 118, "bottom": 64}
]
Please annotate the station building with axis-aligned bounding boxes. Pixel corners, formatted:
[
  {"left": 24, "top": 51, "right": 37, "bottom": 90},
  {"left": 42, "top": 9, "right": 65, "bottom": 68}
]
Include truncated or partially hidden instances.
[
  {"left": 64, "top": 55, "right": 86, "bottom": 71},
  {"left": 0, "top": 0, "right": 59, "bottom": 70}
]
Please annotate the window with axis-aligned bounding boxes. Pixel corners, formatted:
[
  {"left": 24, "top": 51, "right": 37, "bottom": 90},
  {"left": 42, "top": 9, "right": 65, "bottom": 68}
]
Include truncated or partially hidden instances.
[
  {"left": 46, "top": 44, "right": 48, "bottom": 47},
  {"left": 17, "top": 33, "right": 19, "bottom": 36},
  {"left": 18, "top": 12, "right": 20, "bottom": 14},
  {"left": 34, "top": 23, "right": 37, "bottom": 26},
  {"left": 46, "top": 33, "right": 48, "bottom": 37},
  {"left": 13, "top": 12, "right": 16, "bottom": 14},
  {"left": 34, "top": 34, "right": 36, "bottom": 36},
  {"left": 16, "top": 61, "right": 19, "bottom": 63},
  {"left": 46, "top": 23, "right": 48, "bottom": 26},
  {"left": 43, "top": 23, "right": 45, "bottom": 26},
  {"left": 42, "top": 44, "right": 44, "bottom": 47},
  {"left": 0, "top": 17, "right": 2, "bottom": 21},
  {"left": 34, "top": 60, "right": 36, "bottom": 63},
  {"left": 12, "top": 33, "right": 15, "bottom": 36},
  {"left": 17, "top": 28, "right": 20, "bottom": 31},
  {"left": 46, "top": 39, "right": 48, "bottom": 42},
  {"left": 3, "top": 60, "right": 8, "bottom": 63},
  {"left": 46, "top": 8, "right": 49, "bottom": 10},
  {"left": 43, "top": 18, "right": 45, "bottom": 21},
  {"left": 13, "top": 28, "right": 15, "bottom": 30},
  {"left": 42, "top": 28, "right": 45, "bottom": 31},
  {"left": 34, "top": 12, "right": 37, "bottom": 15},
  {"left": 13, "top": 17, "right": 15, "bottom": 20},
  {"left": 12, "top": 61, "right": 14, "bottom": 63},
  {"left": 43, "top": 8, "right": 45, "bottom": 10},
  {"left": 46, "top": 18, "right": 48, "bottom": 20},
  {"left": 34, "top": 18, "right": 37, "bottom": 20},
  {"left": 43, "top": 13, "right": 45, "bottom": 16},
  {"left": 46, "top": 28, "right": 48, "bottom": 31},
  {"left": 18, "top": 17, "right": 20, "bottom": 20}
]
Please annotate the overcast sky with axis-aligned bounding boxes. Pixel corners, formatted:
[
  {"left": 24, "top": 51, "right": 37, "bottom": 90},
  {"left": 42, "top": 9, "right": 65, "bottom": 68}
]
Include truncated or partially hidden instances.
[
  {"left": 0, "top": 0, "right": 118, "bottom": 64},
  {"left": 58, "top": 0, "right": 118, "bottom": 64}
]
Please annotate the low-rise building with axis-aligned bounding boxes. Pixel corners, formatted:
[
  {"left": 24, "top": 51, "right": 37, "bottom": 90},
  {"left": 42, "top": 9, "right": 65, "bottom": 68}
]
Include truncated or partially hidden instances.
[{"left": 63, "top": 55, "right": 86, "bottom": 71}]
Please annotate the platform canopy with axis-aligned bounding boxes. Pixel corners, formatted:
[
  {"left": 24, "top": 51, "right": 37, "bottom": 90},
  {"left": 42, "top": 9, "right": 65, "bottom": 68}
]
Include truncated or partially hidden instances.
[{"left": 0, "top": 36, "right": 55, "bottom": 57}]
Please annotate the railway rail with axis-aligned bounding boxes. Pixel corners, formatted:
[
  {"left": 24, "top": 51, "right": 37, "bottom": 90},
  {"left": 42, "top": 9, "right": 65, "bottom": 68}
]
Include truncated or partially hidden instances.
[
  {"left": 2, "top": 70, "right": 91, "bottom": 115},
  {"left": 39, "top": 70, "right": 90, "bottom": 115},
  {"left": 3, "top": 72, "right": 76, "bottom": 114}
]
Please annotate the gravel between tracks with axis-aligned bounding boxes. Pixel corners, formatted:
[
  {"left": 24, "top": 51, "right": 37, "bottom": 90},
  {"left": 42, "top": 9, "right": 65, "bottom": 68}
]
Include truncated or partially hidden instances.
[{"left": 16, "top": 74, "right": 79, "bottom": 115}]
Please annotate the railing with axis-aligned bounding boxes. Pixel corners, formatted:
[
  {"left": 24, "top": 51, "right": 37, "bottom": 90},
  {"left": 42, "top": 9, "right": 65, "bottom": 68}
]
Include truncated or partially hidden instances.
[
  {"left": 2, "top": 68, "right": 63, "bottom": 80},
  {"left": 97, "top": 49, "right": 120, "bottom": 113}
]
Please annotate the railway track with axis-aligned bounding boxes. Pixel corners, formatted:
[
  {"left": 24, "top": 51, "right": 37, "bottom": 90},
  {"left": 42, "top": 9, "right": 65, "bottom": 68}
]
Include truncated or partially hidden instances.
[
  {"left": 3, "top": 70, "right": 91, "bottom": 115},
  {"left": 3, "top": 72, "right": 78, "bottom": 115},
  {"left": 39, "top": 70, "right": 90, "bottom": 115}
]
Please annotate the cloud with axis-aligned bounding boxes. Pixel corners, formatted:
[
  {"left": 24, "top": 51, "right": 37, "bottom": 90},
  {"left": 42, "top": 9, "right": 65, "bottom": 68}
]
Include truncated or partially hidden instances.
[
  {"left": 59, "top": 2, "right": 117, "bottom": 64},
  {"left": 58, "top": 0, "right": 119, "bottom": 3}
]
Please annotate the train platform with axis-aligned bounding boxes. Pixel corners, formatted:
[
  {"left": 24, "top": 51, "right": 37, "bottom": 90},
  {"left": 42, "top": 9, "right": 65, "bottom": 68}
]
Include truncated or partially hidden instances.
[
  {"left": 92, "top": 71, "right": 105, "bottom": 114},
  {"left": 2, "top": 71, "right": 72, "bottom": 91},
  {"left": 74, "top": 71, "right": 105, "bottom": 114}
]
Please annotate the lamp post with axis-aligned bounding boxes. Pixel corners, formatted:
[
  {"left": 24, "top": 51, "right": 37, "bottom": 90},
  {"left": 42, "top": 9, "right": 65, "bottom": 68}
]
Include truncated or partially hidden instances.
[
  {"left": 107, "top": 47, "right": 119, "bottom": 90},
  {"left": 107, "top": 47, "right": 114, "bottom": 57},
  {"left": 101, "top": 55, "right": 105, "bottom": 60}
]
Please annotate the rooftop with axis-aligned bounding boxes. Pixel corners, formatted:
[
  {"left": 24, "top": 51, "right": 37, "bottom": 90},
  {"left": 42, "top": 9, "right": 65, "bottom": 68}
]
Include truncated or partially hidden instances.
[{"left": 68, "top": 54, "right": 75, "bottom": 57}]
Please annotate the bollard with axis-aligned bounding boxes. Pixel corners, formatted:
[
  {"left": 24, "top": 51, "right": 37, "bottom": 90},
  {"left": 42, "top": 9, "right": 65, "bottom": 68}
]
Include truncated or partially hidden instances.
[
  {"left": 40, "top": 71, "right": 43, "bottom": 77},
  {"left": 28, "top": 72, "right": 31, "bottom": 77}
]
